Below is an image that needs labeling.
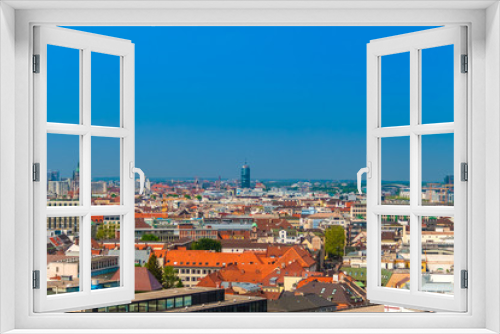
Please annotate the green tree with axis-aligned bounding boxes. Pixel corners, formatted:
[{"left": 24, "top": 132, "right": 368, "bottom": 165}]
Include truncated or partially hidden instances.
[
  {"left": 145, "top": 253, "right": 163, "bottom": 284},
  {"left": 325, "top": 225, "right": 346, "bottom": 260},
  {"left": 196, "top": 195, "right": 202, "bottom": 201},
  {"left": 107, "top": 224, "right": 116, "bottom": 239},
  {"left": 184, "top": 194, "right": 191, "bottom": 199},
  {"left": 95, "top": 226, "right": 106, "bottom": 240},
  {"left": 191, "top": 238, "right": 222, "bottom": 252},
  {"left": 162, "top": 266, "right": 183, "bottom": 289},
  {"left": 141, "top": 233, "right": 160, "bottom": 242}
]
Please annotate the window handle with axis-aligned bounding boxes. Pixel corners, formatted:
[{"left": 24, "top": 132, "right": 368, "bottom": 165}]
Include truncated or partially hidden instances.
[
  {"left": 129, "top": 162, "right": 145, "bottom": 195},
  {"left": 357, "top": 162, "right": 371, "bottom": 194}
]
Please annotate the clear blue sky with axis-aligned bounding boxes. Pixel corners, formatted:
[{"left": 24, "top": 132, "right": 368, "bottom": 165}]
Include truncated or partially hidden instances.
[{"left": 47, "top": 26, "right": 454, "bottom": 182}]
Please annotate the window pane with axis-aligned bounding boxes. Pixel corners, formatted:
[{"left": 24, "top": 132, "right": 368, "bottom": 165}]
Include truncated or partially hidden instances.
[
  {"left": 421, "top": 216, "right": 455, "bottom": 294},
  {"left": 421, "top": 133, "right": 454, "bottom": 206},
  {"left": 175, "top": 297, "right": 184, "bottom": 308},
  {"left": 46, "top": 216, "right": 80, "bottom": 295},
  {"left": 90, "top": 216, "right": 120, "bottom": 291},
  {"left": 166, "top": 298, "right": 174, "bottom": 309},
  {"left": 91, "top": 137, "right": 121, "bottom": 205},
  {"left": 157, "top": 299, "right": 167, "bottom": 311},
  {"left": 421, "top": 45, "right": 454, "bottom": 124},
  {"left": 381, "top": 52, "right": 410, "bottom": 127},
  {"left": 381, "top": 136, "right": 410, "bottom": 205},
  {"left": 139, "top": 302, "right": 148, "bottom": 312},
  {"left": 47, "top": 134, "right": 80, "bottom": 205},
  {"left": 47, "top": 45, "right": 80, "bottom": 124},
  {"left": 91, "top": 52, "right": 120, "bottom": 127},
  {"left": 148, "top": 300, "right": 157, "bottom": 312},
  {"left": 380, "top": 215, "right": 410, "bottom": 289}
]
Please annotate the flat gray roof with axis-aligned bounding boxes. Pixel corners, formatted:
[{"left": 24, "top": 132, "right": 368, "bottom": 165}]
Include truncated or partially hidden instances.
[
  {"left": 131, "top": 287, "right": 223, "bottom": 302},
  {"left": 165, "top": 294, "right": 265, "bottom": 312}
]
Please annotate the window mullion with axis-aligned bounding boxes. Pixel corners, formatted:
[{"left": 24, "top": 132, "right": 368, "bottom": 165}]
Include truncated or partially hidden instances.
[
  {"left": 409, "top": 47, "right": 420, "bottom": 294},
  {"left": 81, "top": 48, "right": 92, "bottom": 295}
]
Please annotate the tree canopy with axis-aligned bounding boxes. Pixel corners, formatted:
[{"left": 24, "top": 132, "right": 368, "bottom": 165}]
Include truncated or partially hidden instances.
[
  {"left": 191, "top": 238, "right": 222, "bottom": 252},
  {"left": 141, "top": 233, "right": 160, "bottom": 242},
  {"left": 144, "top": 253, "right": 163, "bottom": 284},
  {"left": 325, "top": 225, "right": 346, "bottom": 260},
  {"left": 95, "top": 224, "right": 117, "bottom": 240},
  {"left": 162, "top": 266, "right": 183, "bottom": 289}
]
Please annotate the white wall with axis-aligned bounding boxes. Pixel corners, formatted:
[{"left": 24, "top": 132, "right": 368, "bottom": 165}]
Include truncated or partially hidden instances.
[
  {"left": 0, "top": 2, "right": 16, "bottom": 333},
  {"left": 485, "top": 3, "right": 500, "bottom": 333}
]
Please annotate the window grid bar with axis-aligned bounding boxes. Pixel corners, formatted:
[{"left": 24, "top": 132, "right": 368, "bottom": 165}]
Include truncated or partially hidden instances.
[
  {"left": 373, "top": 123, "right": 455, "bottom": 138},
  {"left": 46, "top": 123, "right": 129, "bottom": 138},
  {"left": 81, "top": 48, "right": 92, "bottom": 295},
  {"left": 46, "top": 205, "right": 129, "bottom": 217},
  {"left": 409, "top": 47, "right": 420, "bottom": 294}
]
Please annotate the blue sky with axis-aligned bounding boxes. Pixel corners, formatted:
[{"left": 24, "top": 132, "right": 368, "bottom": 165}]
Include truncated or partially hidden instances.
[{"left": 47, "top": 26, "right": 454, "bottom": 182}]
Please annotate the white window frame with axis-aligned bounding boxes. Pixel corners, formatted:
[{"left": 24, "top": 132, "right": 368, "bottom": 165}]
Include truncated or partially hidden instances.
[
  {"left": 33, "top": 26, "right": 136, "bottom": 312},
  {"left": 366, "top": 26, "right": 467, "bottom": 312},
  {"left": 0, "top": 1, "right": 498, "bottom": 333}
]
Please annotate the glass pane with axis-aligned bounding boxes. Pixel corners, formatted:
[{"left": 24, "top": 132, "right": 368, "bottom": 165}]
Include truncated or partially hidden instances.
[
  {"left": 421, "top": 45, "right": 454, "bottom": 124},
  {"left": 157, "top": 299, "right": 167, "bottom": 311},
  {"left": 167, "top": 298, "right": 174, "bottom": 309},
  {"left": 381, "top": 52, "right": 410, "bottom": 127},
  {"left": 380, "top": 215, "right": 410, "bottom": 289},
  {"left": 47, "top": 45, "right": 80, "bottom": 124},
  {"left": 91, "top": 216, "right": 121, "bottom": 290},
  {"left": 91, "top": 137, "right": 121, "bottom": 205},
  {"left": 421, "top": 216, "right": 455, "bottom": 294},
  {"left": 46, "top": 216, "right": 80, "bottom": 295},
  {"left": 148, "top": 300, "right": 157, "bottom": 312},
  {"left": 139, "top": 302, "right": 148, "bottom": 312},
  {"left": 421, "top": 133, "right": 454, "bottom": 206},
  {"left": 91, "top": 215, "right": 121, "bottom": 291},
  {"left": 381, "top": 136, "right": 410, "bottom": 205},
  {"left": 92, "top": 215, "right": 120, "bottom": 241},
  {"left": 91, "top": 52, "right": 120, "bottom": 127},
  {"left": 47, "top": 134, "right": 80, "bottom": 205}
]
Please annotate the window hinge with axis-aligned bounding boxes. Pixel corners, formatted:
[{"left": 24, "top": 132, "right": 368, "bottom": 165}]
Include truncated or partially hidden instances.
[
  {"left": 461, "top": 162, "right": 468, "bottom": 181},
  {"left": 33, "top": 54, "right": 40, "bottom": 73},
  {"left": 461, "top": 270, "right": 468, "bottom": 289},
  {"left": 461, "top": 54, "right": 468, "bottom": 73},
  {"left": 33, "top": 270, "right": 40, "bottom": 289},
  {"left": 33, "top": 163, "right": 40, "bottom": 182}
]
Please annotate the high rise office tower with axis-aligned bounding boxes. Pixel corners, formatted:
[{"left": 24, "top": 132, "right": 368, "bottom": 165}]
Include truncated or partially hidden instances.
[
  {"left": 47, "top": 170, "right": 60, "bottom": 182},
  {"left": 444, "top": 175, "right": 454, "bottom": 185},
  {"left": 72, "top": 163, "right": 80, "bottom": 194},
  {"left": 72, "top": 163, "right": 80, "bottom": 182},
  {"left": 241, "top": 162, "right": 250, "bottom": 188}
]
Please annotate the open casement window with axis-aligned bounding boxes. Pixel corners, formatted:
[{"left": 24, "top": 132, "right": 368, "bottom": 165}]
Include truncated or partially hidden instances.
[
  {"left": 33, "top": 26, "right": 139, "bottom": 312},
  {"left": 365, "top": 26, "right": 467, "bottom": 312}
]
